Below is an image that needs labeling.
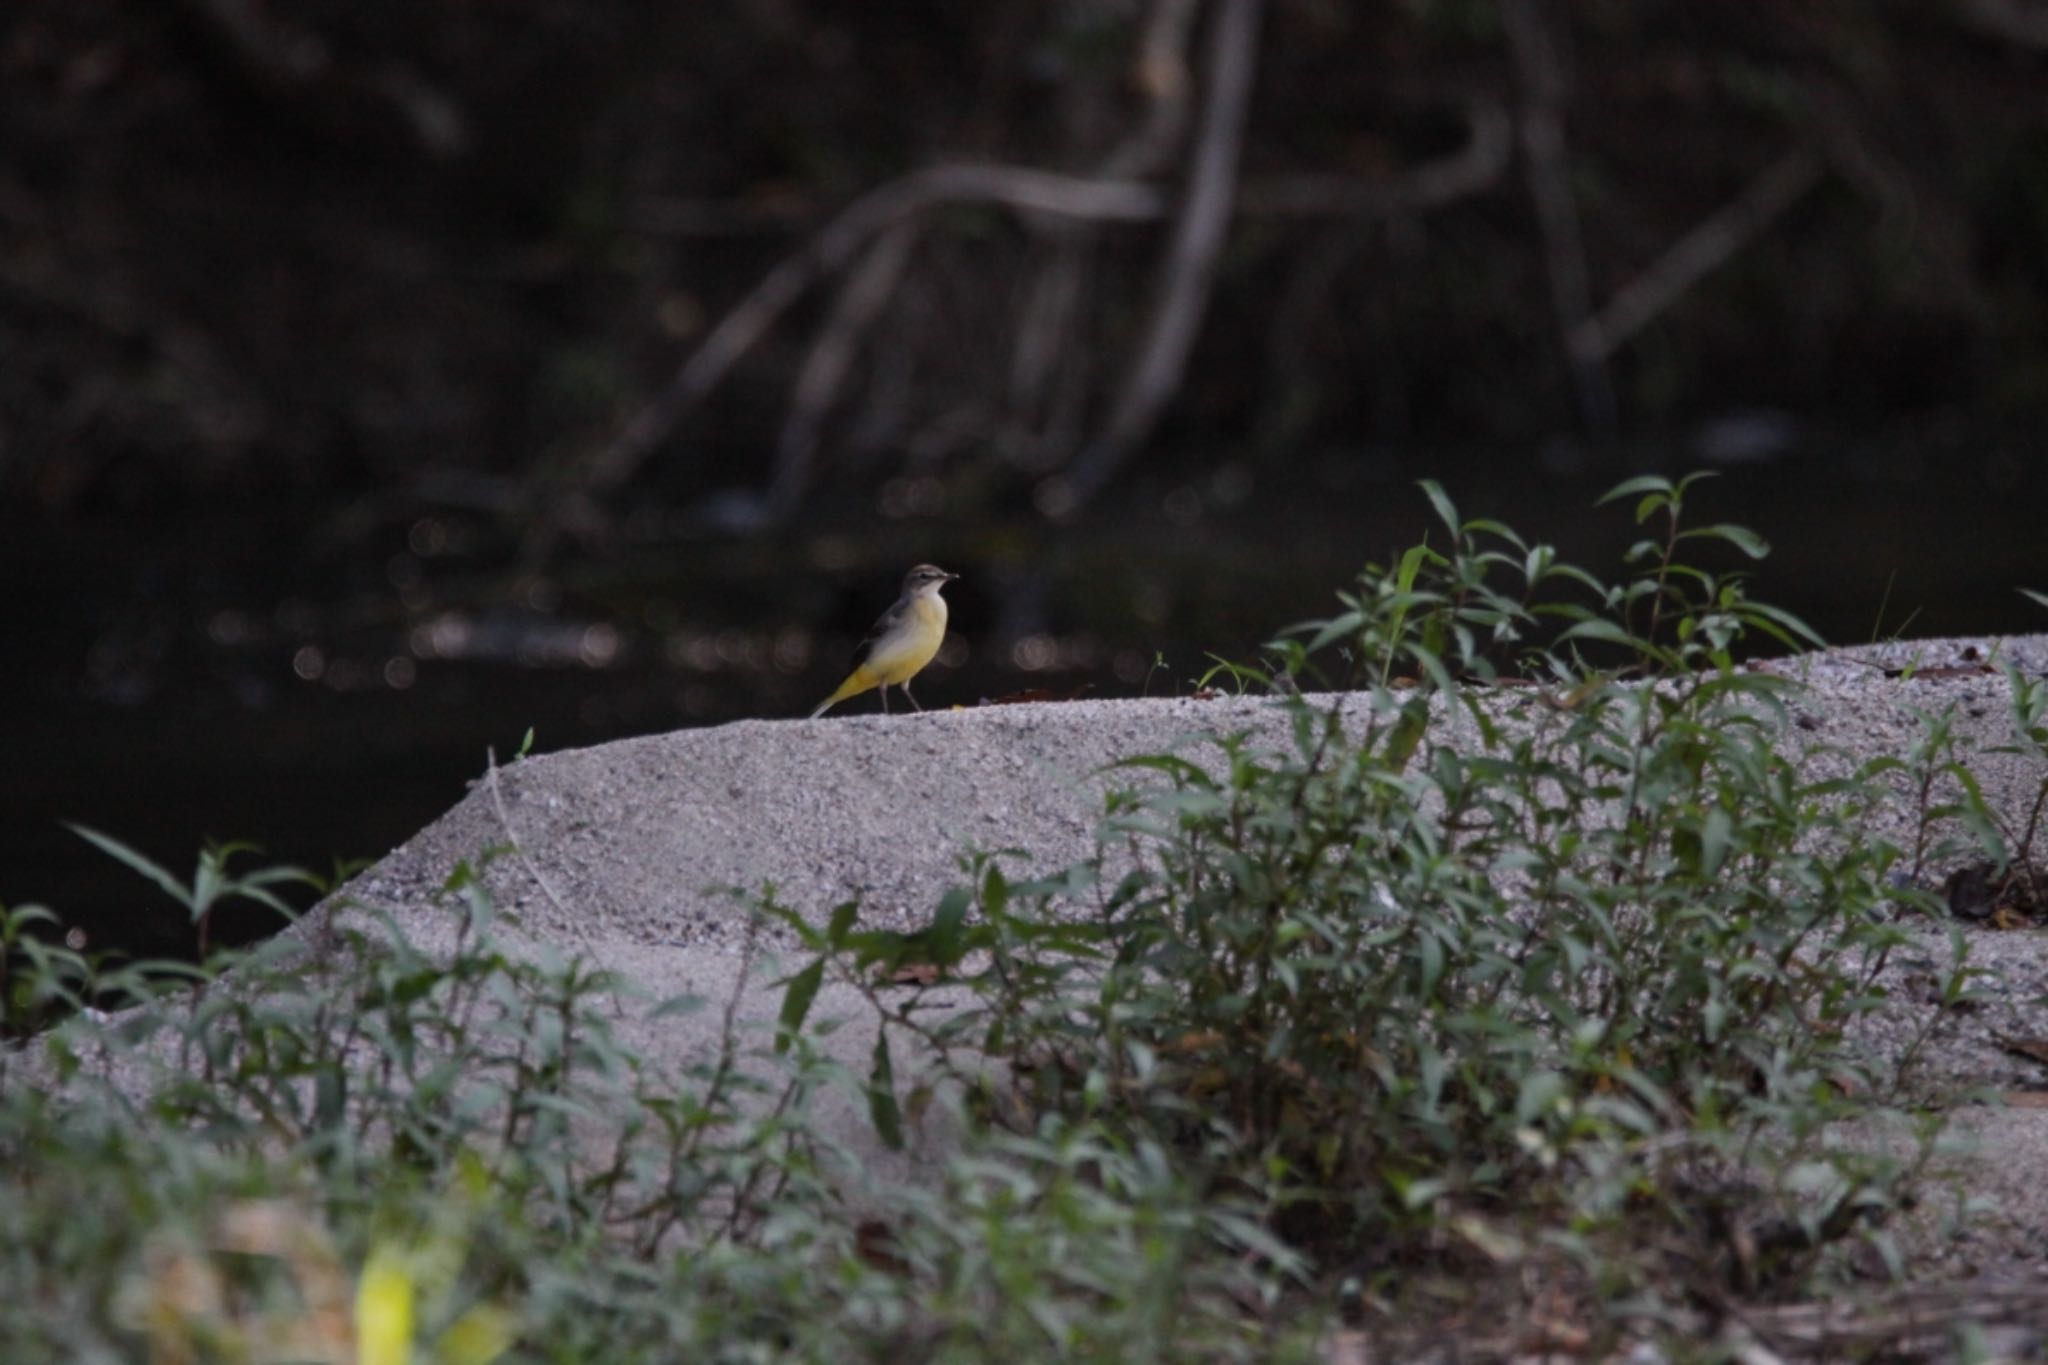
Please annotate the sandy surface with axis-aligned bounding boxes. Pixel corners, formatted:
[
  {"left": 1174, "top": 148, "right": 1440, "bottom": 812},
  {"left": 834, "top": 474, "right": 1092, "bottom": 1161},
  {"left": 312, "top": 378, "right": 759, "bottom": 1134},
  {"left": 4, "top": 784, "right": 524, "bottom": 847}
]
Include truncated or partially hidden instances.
[{"left": 321, "top": 633, "right": 2048, "bottom": 1272}]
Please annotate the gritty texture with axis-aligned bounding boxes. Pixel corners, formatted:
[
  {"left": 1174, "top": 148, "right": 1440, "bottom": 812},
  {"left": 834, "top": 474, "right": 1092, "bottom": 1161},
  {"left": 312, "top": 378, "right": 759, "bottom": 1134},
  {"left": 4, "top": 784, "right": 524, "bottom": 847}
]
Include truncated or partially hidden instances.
[{"left": 318, "top": 634, "right": 2048, "bottom": 1278}]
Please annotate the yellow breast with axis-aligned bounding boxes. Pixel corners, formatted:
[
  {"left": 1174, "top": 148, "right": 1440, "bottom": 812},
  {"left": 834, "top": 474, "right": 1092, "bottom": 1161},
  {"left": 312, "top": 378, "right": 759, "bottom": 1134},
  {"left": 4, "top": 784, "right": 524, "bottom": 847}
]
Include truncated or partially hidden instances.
[{"left": 865, "top": 594, "right": 947, "bottom": 685}]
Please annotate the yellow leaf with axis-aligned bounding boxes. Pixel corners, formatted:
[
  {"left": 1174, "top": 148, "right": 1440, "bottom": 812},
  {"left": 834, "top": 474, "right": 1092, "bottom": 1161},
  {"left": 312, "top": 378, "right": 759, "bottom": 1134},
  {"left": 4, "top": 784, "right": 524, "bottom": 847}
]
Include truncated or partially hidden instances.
[
  {"left": 357, "top": 1251, "right": 415, "bottom": 1365},
  {"left": 438, "top": 1304, "right": 517, "bottom": 1364}
]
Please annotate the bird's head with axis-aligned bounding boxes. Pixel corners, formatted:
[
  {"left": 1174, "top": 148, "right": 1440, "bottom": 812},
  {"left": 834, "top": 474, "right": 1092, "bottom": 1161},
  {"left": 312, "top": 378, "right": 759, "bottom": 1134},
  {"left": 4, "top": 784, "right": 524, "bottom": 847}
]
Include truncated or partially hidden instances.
[{"left": 903, "top": 564, "right": 959, "bottom": 596}]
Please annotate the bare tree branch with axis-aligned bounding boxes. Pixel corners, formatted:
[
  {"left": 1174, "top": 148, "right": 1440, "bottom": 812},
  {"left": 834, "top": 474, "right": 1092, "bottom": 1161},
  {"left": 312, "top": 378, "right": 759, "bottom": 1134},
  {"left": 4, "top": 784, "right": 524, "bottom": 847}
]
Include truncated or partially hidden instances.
[
  {"left": 1956, "top": 0, "right": 2048, "bottom": 47},
  {"left": 482, "top": 745, "right": 618, "bottom": 1017},
  {"left": 1737, "top": 1281, "right": 2048, "bottom": 1359},
  {"left": 1241, "top": 98, "right": 1511, "bottom": 216},
  {"left": 1102, "top": 0, "right": 1205, "bottom": 179},
  {"left": 1002, "top": 0, "right": 1203, "bottom": 468},
  {"left": 576, "top": 165, "right": 1170, "bottom": 508},
  {"left": 765, "top": 220, "right": 925, "bottom": 514},
  {"left": 565, "top": 42, "right": 1504, "bottom": 530},
  {"left": 171, "top": 0, "right": 470, "bottom": 158},
  {"left": 1568, "top": 146, "right": 1823, "bottom": 365},
  {"left": 1053, "top": 0, "right": 1266, "bottom": 513},
  {"left": 1259, "top": 222, "right": 1368, "bottom": 448},
  {"left": 1501, "top": 0, "right": 1615, "bottom": 433},
  {"left": 999, "top": 0, "right": 1204, "bottom": 474},
  {"left": 1003, "top": 235, "right": 1095, "bottom": 469},
  {"left": 996, "top": 95, "right": 1508, "bottom": 473},
  {"left": 176, "top": 0, "right": 329, "bottom": 87}
]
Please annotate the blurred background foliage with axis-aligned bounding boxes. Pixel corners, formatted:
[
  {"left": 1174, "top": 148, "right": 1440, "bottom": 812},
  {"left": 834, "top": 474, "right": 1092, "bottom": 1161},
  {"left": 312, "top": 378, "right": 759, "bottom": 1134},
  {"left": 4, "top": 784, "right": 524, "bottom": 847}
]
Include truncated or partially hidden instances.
[
  {"left": 5, "top": 0, "right": 2047, "bottom": 507},
  {"left": 3, "top": 0, "right": 2047, "bottom": 950}
]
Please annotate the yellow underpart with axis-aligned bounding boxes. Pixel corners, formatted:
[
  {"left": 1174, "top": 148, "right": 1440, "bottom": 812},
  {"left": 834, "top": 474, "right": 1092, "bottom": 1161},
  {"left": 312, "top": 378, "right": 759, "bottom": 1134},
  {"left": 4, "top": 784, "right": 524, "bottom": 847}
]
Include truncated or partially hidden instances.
[{"left": 812, "top": 595, "right": 947, "bottom": 715}]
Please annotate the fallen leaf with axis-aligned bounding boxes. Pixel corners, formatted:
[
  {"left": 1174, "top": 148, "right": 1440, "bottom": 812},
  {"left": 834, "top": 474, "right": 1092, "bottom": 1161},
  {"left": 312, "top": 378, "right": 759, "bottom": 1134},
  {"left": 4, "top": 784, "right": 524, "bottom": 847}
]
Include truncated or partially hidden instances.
[
  {"left": 979, "top": 684, "right": 1095, "bottom": 705},
  {"left": 1161, "top": 1030, "right": 1226, "bottom": 1055},
  {"left": 854, "top": 1219, "right": 911, "bottom": 1276},
  {"left": 1885, "top": 663, "right": 1994, "bottom": 680},
  {"left": 1992, "top": 905, "right": 2032, "bottom": 931},
  {"left": 1993, "top": 1034, "right": 2048, "bottom": 1069}
]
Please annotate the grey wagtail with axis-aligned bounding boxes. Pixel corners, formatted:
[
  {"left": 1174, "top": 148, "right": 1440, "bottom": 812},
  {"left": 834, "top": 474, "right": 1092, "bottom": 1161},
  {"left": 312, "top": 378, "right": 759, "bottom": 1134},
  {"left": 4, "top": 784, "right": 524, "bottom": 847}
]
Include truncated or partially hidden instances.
[{"left": 810, "top": 564, "right": 959, "bottom": 718}]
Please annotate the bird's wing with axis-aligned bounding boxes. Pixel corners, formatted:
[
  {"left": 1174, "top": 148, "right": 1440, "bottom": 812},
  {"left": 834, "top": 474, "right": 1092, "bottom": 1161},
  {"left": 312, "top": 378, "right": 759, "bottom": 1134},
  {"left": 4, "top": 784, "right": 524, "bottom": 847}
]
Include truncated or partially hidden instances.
[{"left": 852, "top": 597, "right": 911, "bottom": 668}]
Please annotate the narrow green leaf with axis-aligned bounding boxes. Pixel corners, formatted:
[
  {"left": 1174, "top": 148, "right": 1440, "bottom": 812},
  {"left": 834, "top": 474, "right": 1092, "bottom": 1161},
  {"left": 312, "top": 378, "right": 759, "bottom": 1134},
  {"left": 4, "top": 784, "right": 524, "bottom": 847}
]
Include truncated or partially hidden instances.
[
  {"left": 313, "top": 1065, "right": 347, "bottom": 1133},
  {"left": 1676, "top": 522, "right": 1770, "bottom": 559},
  {"left": 1380, "top": 697, "right": 1430, "bottom": 773},
  {"left": 775, "top": 958, "right": 825, "bottom": 1055},
  {"left": 241, "top": 865, "right": 320, "bottom": 891},
  {"left": 648, "top": 992, "right": 707, "bottom": 1019},
  {"left": 191, "top": 852, "right": 225, "bottom": 918},
  {"left": 1418, "top": 480, "right": 1460, "bottom": 537},
  {"left": 868, "top": 1031, "right": 904, "bottom": 1150},
  {"left": 1555, "top": 618, "right": 1641, "bottom": 649},
  {"left": 1699, "top": 805, "right": 1732, "bottom": 876},
  {"left": 225, "top": 886, "right": 301, "bottom": 922},
  {"left": 1302, "top": 610, "right": 1368, "bottom": 654},
  {"left": 1395, "top": 542, "right": 1431, "bottom": 596},
  {"left": 67, "top": 824, "right": 194, "bottom": 911},
  {"left": 1107, "top": 754, "right": 1216, "bottom": 786},
  {"left": 925, "top": 885, "right": 973, "bottom": 966},
  {"left": 748, "top": 887, "right": 827, "bottom": 950},
  {"left": 1738, "top": 600, "right": 1827, "bottom": 650},
  {"left": 826, "top": 900, "right": 861, "bottom": 949},
  {"left": 1394, "top": 1173, "right": 1450, "bottom": 1211},
  {"left": 1514, "top": 1069, "right": 1566, "bottom": 1125},
  {"left": 1595, "top": 474, "right": 1672, "bottom": 506},
  {"left": 1417, "top": 929, "right": 1445, "bottom": 998}
]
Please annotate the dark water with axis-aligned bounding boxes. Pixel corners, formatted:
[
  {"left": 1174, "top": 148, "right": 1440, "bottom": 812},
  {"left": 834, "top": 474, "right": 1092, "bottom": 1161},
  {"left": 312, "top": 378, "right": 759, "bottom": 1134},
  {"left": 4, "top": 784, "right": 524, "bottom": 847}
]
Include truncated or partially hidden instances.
[{"left": 7, "top": 437, "right": 2045, "bottom": 960}]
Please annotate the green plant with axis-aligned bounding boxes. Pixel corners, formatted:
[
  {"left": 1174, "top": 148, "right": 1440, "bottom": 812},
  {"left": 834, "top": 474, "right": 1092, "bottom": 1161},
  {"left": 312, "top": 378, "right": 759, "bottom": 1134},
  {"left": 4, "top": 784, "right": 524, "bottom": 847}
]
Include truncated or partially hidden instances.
[
  {"left": 0, "top": 839, "right": 1310, "bottom": 1363},
  {"left": 0, "top": 901, "right": 92, "bottom": 1039},
  {"left": 823, "top": 475, "right": 1972, "bottom": 1345},
  {"left": 66, "top": 825, "right": 320, "bottom": 958}
]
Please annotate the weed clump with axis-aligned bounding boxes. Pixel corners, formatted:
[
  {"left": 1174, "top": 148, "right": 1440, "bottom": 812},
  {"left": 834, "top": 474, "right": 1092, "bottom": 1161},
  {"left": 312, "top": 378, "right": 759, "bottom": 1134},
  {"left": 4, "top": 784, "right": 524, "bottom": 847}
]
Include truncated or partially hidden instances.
[{"left": 824, "top": 476, "right": 1987, "bottom": 1340}]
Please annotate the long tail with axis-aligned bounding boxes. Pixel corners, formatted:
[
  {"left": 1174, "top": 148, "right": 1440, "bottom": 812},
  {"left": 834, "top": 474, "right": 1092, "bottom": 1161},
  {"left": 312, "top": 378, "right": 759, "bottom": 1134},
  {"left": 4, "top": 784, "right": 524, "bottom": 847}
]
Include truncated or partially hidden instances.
[{"left": 809, "top": 668, "right": 874, "bottom": 718}]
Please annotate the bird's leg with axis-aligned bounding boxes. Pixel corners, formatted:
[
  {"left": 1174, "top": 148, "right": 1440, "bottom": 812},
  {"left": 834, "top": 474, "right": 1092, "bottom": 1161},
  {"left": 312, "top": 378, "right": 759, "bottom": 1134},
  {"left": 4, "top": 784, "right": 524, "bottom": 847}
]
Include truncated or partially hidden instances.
[
  {"left": 903, "top": 681, "right": 922, "bottom": 712},
  {"left": 879, "top": 685, "right": 891, "bottom": 715}
]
